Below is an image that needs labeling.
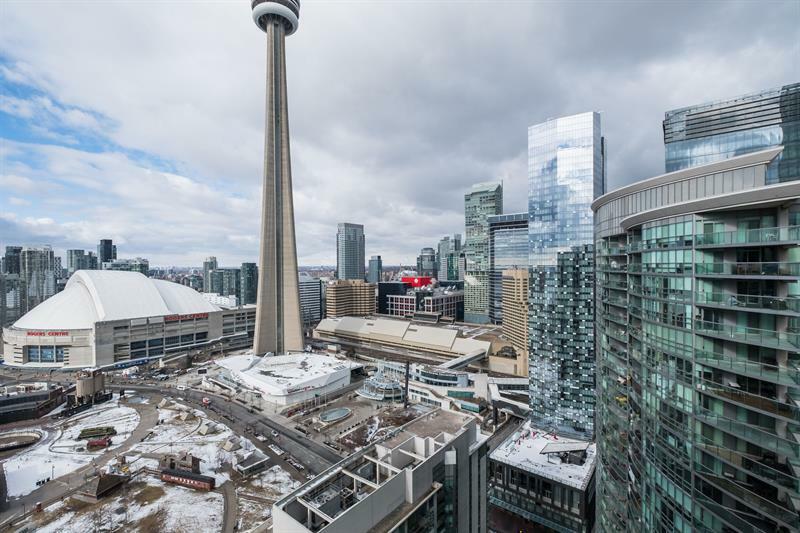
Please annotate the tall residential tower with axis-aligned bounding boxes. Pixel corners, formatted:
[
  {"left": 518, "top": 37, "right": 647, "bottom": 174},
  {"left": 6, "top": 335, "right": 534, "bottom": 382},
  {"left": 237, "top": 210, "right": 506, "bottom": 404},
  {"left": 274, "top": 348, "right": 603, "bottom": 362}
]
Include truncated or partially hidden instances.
[
  {"left": 336, "top": 223, "right": 365, "bottom": 280},
  {"left": 464, "top": 182, "right": 503, "bottom": 323},
  {"left": 250, "top": 0, "right": 303, "bottom": 355}
]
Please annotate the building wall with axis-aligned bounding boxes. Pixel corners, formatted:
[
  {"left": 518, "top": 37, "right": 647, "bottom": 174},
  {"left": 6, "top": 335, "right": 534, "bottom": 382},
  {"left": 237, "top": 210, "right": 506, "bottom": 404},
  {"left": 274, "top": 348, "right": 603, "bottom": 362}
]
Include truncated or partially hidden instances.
[
  {"left": 527, "top": 112, "right": 603, "bottom": 440},
  {"left": 501, "top": 269, "right": 529, "bottom": 372},
  {"left": 593, "top": 148, "right": 800, "bottom": 532},
  {"left": 336, "top": 223, "right": 365, "bottom": 280},
  {"left": 488, "top": 213, "right": 528, "bottom": 324},
  {"left": 464, "top": 183, "right": 503, "bottom": 324},
  {"left": 299, "top": 275, "right": 323, "bottom": 325},
  {"left": 326, "top": 280, "right": 375, "bottom": 318}
]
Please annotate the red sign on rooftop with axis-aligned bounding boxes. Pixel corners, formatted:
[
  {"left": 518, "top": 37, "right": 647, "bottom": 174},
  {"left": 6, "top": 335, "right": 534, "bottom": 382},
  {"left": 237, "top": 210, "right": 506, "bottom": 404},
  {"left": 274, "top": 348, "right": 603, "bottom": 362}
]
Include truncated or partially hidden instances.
[{"left": 401, "top": 276, "right": 433, "bottom": 288}]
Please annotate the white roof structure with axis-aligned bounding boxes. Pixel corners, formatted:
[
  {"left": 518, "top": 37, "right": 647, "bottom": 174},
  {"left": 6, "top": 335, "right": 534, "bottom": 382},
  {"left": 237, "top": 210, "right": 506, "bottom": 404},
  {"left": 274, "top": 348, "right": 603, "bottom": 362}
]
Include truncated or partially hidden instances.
[
  {"left": 490, "top": 420, "right": 597, "bottom": 490},
  {"left": 13, "top": 270, "right": 219, "bottom": 331},
  {"left": 316, "top": 316, "right": 490, "bottom": 356}
]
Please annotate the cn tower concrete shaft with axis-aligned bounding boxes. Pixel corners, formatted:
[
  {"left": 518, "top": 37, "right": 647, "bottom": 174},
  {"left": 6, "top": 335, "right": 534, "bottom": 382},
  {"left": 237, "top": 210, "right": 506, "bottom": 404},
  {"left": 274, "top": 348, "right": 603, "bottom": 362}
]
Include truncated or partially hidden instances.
[{"left": 253, "top": 12, "right": 303, "bottom": 355}]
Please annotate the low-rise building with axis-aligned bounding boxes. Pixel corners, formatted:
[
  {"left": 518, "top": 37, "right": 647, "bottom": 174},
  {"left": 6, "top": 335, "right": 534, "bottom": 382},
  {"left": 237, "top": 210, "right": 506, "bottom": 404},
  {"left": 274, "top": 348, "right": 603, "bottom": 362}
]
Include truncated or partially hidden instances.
[{"left": 325, "top": 280, "right": 375, "bottom": 318}]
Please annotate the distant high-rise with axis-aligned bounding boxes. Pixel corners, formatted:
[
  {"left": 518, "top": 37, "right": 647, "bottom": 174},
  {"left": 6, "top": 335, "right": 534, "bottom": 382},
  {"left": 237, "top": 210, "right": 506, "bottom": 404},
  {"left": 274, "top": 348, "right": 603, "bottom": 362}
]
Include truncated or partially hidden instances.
[
  {"left": 416, "top": 247, "right": 437, "bottom": 277},
  {"left": 528, "top": 111, "right": 604, "bottom": 439},
  {"left": 3, "top": 246, "right": 22, "bottom": 275},
  {"left": 437, "top": 234, "right": 461, "bottom": 281},
  {"left": 367, "top": 255, "right": 382, "bottom": 283},
  {"left": 664, "top": 82, "right": 800, "bottom": 182},
  {"left": 102, "top": 258, "right": 149, "bottom": 276},
  {"left": 202, "top": 256, "right": 217, "bottom": 293},
  {"left": 66, "top": 249, "right": 99, "bottom": 277},
  {"left": 0, "top": 273, "right": 22, "bottom": 328},
  {"left": 98, "top": 239, "right": 114, "bottom": 266},
  {"left": 298, "top": 272, "right": 323, "bottom": 326},
  {"left": 20, "top": 246, "right": 57, "bottom": 313},
  {"left": 501, "top": 269, "right": 529, "bottom": 375},
  {"left": 240, "top": 263, "right": 258, "bottom": 305},
  {"left": 336, "top": 223, "right": 365, "bottom": 280},
  {"left": 251, "top": 0, "right": 304, "bottom": 355},
  {"left": 464, "top": 182, "right": 502, "bottom": 323},
  {"left": 487, "top": 213, "right": 528, "bottom": 325}
]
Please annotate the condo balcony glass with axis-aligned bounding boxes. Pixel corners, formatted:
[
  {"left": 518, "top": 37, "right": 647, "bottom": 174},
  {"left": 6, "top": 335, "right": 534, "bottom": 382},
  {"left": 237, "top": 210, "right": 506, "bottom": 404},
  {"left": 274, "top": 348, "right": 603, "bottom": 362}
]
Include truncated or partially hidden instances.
[
  {"left": 695, "top": 292, "right": 800, "bottom": 314},
  {"left": 695, "top": 348, "right": 800, "bottom": 386},
  {"left": 694, "top": 225, "right": 800, "bottom": 247},
  {"left": 694, "top": 319, "right": 800, "bottom": 350},
  {"left": 694, "top": 261, "right": 800, "bottom": 277}
]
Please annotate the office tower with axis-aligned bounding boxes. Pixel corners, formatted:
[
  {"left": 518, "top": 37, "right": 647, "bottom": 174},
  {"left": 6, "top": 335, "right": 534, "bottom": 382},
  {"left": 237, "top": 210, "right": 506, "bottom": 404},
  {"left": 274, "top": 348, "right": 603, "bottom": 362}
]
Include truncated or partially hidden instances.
[
  {"left": 3, "top": 246, "right": 22, "bottom": 275},
  {"left": 464, "top": 182, "right": 503, "bottom": 323},
  {"left": 66, "top": 249, "right": 84, "bottom": 276},
  {"left": 298, "top": 272, "right": 323, "bottom": 326},
  {"left": 416, "top": 247, "right": 438, "bottom": 277},
  {"left": 102, "top": 258, "right": 150, "bottom": 276},
  {"left": 325, "top": 280, "right": 375, "bottom": 318},
  {"left": 208, "top": 269, "right": 224, "bottom": 295},
  {"left": 240, "top": 263, "right": 258, "bottom": 305},
  {"left": 367, "top": 255, "right": 382, "bottom": 283},
  {"left": 458, "top": 252, "right": 466, "bottom": 281},
  {"left": 664, "top": 82, "right": 800, "bottom": 182},
  {"left": 273, "top": 410, "right": 487, "bottom": 533},
  {"left": 20, "top": 246, "right": 57, "bottom": 313},
  {"left": 437, "top": 234, "right": 462, "bottom": 281},
  {"left": 221, "top": 268, "right": 241, "bottom": 299},
  {"left": 336, "top": 222, "right": 366, "bottom": 280},
  {"left": 54, "top": 257, "right": 64, "bottom": 279},
  {"left": 249, "top": 0, "right": 304, "bottom": 355},
  {"left": 488, "top": 213, "right": 528, "bottom": 324},
  {"left": 202, "top": 256, "right": 217, "bottom": 293},
  {"left": 501, "top": 269, "right": 529, "bottom": 375},
  {"left": 97, "top": 239, "right": 114, "bottom": 266},
  {"left": 527, "top": 112, "right": 604, "bottom": 439},
  {"left": 0, "top": 274, "right": 22, "bottom": 328}
]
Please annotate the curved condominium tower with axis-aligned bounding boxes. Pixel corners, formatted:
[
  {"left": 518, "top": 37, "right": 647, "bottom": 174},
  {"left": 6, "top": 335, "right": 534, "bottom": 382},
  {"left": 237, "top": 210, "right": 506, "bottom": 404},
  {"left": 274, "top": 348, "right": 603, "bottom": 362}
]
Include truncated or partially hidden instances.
[{"left": 250, "top": 0, "right": 303, "bottom": 355}]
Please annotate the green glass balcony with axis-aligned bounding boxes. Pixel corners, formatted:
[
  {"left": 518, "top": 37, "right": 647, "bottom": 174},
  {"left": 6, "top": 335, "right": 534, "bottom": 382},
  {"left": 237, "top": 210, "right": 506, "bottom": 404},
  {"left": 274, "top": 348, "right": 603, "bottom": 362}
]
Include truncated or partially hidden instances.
[
  {"left": 694, "top": 320, "right": 800, "bottom": 350},
  {"left": 696, "top": 377, "right": 799, "bottom": 422},
  {"left": 695, "top": 292, "right": 800, "bottom": 315},
  {"left": 695, "top": 349, "right": 800, "bottom": 386},
  {"left": 695, "top": 261, "right": 800, "bottom": 278},
  {"left": 695, "top": 405, "right": 800, "bottom": 459},
  {"left": 635, "top": 262, "right": 693, "bottom": 274},
  {"left": 695, "top": 225, "right": 800, "bottom": 247}
]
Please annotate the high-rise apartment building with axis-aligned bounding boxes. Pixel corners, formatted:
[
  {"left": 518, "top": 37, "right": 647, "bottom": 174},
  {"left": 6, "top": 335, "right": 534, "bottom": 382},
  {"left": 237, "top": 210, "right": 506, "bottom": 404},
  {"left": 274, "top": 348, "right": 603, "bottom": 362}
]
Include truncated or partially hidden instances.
[
  {"left": 416, "top": 247, "right": 438, "bottom": 277},
  {"left": 664, "top": 82, "right": 800, "bottom": 183},
  {"left": 464, "top": 182, "right": 503, "bottom": 324},
  {"left": 594, "top": 146, "right": 800, "bottom": 533},
  {"left": 488, "top": 213, "right": 528, "bottom": 325},
  {"left": 0, "top": 274, "right": 22, "bottom": 328},
  {"left": 325, "top": 280, "right": 375, "bottom": 318},
  {"left": 437, "top": 234, "right": 462, "bottom": 281},
  {"left": 501, "top": 269, "right": 529, "bottom": 373},
  {"left": 97, "top": 239, "right": 114, "bottom": 266},
  {"left": 336, "top": 223, "right": 365, "bottom": 280},
  {"left": 240, "top": 263, "right": 258, "bottom": 305},
  {"left": 3, "top": 247, "right": 22, "bottom": 275},
  {"left": 528, "top": 111, "right": 604, "bottom": 439},
  {"left": 102, "top": 258, "right": 149, "bottom": 276},
  {"left": 20, "top": 246, "right": 57, "bottom": 314},
  {"left": 367, "top": 255, "right": 382, "bottom": 283},
  {"left": 298, "top": 272, "right": 323, "bottom": 326},
  {"left": 202, "top": 256, "right": 217, "bottom": 293}
]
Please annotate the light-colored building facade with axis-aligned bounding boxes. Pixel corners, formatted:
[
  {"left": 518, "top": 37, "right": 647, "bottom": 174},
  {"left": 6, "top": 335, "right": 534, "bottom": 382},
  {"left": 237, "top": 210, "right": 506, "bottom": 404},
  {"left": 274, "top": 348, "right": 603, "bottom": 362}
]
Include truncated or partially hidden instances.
[
  {"left": 272, "top": 409, "right": 488, "bottom": 533},
  {"left": 386, "top": 288, "right": 464, "bottom": 321},
  {"left": 336, "top": 222, "right": 366, "bottom": 281},
  {"left": 325, "top": 280, "right": 375, "bottom": 318},
  {"left": 3, "top": 270, "right": 255, "bottom": 368},
  {"left": 501, "top": 269, "right": 529, "bottom": 375},
  {"left": 464, "top": 182, "right": 503, "bottom": 324},
  {"left": 20, "top": 246, "right": 57, "bottom": 314},
  {"left": 594, "top": 147, "right": 800, "bottom": 532},
  {"left": 202, "top": 256, "right": 217, "bottom": 293}
]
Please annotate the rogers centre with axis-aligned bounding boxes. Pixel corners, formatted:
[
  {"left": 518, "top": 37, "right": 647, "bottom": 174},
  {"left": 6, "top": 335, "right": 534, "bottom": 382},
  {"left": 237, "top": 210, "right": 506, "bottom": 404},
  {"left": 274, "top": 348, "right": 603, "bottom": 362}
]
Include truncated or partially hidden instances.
[{"left": 2, "top": 270, "right": 255, "bottom": 369}]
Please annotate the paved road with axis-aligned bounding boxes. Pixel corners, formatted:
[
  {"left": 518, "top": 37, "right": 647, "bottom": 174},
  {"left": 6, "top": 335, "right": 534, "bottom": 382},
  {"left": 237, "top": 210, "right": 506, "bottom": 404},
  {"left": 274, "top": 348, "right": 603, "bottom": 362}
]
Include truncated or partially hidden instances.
[
  {"left": 219, "top": 481, "right": 237, "bottom": 533},
  {"left": 112, "top": 384, "right": 340, "bottom": 475}
]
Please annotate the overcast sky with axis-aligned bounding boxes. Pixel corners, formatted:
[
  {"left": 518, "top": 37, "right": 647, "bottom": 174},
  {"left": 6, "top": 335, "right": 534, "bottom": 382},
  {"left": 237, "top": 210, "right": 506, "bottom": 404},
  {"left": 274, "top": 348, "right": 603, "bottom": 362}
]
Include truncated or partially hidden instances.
[{"left": 1, "top": 0, "right": 798, "bottom": 267}]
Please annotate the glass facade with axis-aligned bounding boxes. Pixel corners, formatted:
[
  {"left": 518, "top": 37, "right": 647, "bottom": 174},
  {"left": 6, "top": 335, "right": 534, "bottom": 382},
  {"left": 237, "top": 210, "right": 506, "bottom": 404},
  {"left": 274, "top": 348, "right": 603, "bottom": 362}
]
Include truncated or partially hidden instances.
[
  {"left": 438, "top": 234, "right": 462, "bottom": 282},
  {"left": 594, "top": 148, "right": 800, "bottom": 532},
  {"left": 20, "top": 246, "right": 57, "bottom": 314},
  {"left": 336, "top": 222, "right": 365, "bottom": 280},
  {"left": 240, "top": 262, "right": 258, "bottom": 305},
  {"left": 664, "top": 83, "right": 800, "bottom": 184},
  {"left": 367, "top": 255, "right": 382, "bottom": 283},
  {"left": 528, "top": 112, "right": 604, "bottom": 440},
  {"left": 488, "top": 213, "right": 528, "bottom": 324},
  {"left": 464, "top": 182, "right": 503, "bottom": 324}
]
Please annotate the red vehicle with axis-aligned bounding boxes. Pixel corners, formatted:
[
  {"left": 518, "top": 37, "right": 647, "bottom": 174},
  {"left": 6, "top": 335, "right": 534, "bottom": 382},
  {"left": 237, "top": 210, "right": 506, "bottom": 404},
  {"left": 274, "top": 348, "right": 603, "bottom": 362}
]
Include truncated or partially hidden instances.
[
  {"left": 160, "top": 469, "right": 215, "bottom": 491},
  {"left": 87, "top": 437, "right": 112, "bottom": 449},
  {"left": 202, "top": 397, "right": 211, "bottom": 407}
]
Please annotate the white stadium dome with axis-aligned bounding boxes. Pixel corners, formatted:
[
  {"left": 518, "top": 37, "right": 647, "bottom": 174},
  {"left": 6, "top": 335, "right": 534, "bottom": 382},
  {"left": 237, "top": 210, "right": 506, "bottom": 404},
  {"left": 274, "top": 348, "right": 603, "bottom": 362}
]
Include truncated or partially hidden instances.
[{"left": 14, "top": 270, "right": 219, "bottom": 331}]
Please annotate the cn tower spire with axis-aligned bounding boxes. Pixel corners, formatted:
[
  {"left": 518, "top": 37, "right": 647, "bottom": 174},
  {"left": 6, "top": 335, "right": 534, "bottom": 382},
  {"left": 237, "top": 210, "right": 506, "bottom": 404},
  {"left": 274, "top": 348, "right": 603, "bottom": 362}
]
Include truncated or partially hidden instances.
[{"left": 251, "top": 0, "right": 303, "bottom": 355}]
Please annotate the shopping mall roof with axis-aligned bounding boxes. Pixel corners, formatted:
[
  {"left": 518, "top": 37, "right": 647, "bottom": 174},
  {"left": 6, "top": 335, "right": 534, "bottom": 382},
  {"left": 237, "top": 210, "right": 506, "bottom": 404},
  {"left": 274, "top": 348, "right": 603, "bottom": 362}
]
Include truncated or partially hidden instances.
[{"left": 12, "top": 270, "right": 219, "bottom": 331}]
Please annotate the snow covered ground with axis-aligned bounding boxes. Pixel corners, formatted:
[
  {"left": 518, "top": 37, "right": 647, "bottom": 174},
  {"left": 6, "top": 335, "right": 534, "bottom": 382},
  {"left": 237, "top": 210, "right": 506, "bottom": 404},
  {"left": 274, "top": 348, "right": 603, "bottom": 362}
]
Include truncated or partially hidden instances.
[
  {"left": 238, "top": 465, "right": 300, "bottom": 502},
  {"left": 32, "top": 478, "right": 224, "bottom": 533},
  {"left": 2, "top": 398, "right": 140, "bottom": 498}
]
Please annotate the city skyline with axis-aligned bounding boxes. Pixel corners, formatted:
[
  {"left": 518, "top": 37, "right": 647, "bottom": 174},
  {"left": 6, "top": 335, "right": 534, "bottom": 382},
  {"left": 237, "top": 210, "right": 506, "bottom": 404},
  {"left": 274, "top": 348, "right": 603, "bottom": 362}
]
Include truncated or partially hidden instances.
[{"left": 1, "top": 2, "right": 797, "bottom": 266}]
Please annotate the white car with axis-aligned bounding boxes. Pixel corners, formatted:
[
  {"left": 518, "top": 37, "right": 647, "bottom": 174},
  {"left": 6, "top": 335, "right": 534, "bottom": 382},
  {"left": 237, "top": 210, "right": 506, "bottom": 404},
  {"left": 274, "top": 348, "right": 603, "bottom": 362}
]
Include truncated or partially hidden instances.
[
  {"left": 271, "top": 430, "right": 279, "bottom": 438},
  {"left": 176, "top": 385, "right": 186, "bottom": 391}
]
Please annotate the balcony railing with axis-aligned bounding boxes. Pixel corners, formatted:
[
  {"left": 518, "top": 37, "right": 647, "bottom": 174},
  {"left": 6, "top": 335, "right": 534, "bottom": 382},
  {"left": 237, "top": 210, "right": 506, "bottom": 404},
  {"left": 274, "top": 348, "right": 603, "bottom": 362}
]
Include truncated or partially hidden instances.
[
  {"left": 695, "top": 349, "right": 800, "bottom": 387},
  {"left": 695, "top": 225, "right": 800, "bottom": 247},
  {"left": 695, "top": 292, "right": 800, "bottom": 314},
  {"left": 696, "top": 439, "right": 799, "bottom": 492},
  {"left": 694, "top": 320, "right": 800, "bottom": 350},
  {"left": 629, "top": 263, "right": 693, "bottom": 274},
  {"left": 695, "top": 261, "right": 800, "bottom": 277},
  {"left": 696, "top": 377, "right": 799, "bottom": 422},
  {"left": 695, "top": 405, "right": 799, "bottom": 459},
  {"left": 627, "top": 237, "right": 693, "bottom": 251}
]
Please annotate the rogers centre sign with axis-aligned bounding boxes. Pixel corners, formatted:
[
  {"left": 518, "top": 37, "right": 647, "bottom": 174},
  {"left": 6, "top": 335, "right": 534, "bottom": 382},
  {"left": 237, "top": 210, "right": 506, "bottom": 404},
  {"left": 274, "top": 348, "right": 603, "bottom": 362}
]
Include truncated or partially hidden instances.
[
  {"left": 164, "top": 313, "right": 209, "bottom": 322},
  {"left": 27, "top": 331, "right": 69, "bottom": 337}
]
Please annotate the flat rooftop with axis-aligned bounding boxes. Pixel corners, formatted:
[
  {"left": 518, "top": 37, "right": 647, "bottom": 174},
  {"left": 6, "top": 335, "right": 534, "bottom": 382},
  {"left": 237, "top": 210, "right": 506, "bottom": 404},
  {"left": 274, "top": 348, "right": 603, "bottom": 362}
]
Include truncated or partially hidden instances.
[
  {"left": 380, "top": 409, "right": 473, "bottom": 449},
  {"left": 490, "top": 420, "right": 596, "bottom": 491}
]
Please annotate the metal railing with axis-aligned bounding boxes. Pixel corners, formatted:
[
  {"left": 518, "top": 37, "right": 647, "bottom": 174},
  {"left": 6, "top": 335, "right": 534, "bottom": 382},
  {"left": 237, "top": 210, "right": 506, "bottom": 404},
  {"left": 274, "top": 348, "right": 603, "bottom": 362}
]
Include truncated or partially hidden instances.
[
  {"left": 695, "top": 261, "right": 800, "bottom": 277},
  {"left": 695, "top": 225, "right": 800, "bottom": 246},
  {"left": 695, "top": 349, "right": 800, "bottom": 386},
  {"left": 694, "top": 320, "right": 800, "bottom": 350},
  {"left": 695, "top": 292, "right": 800, "bottom": 313}
]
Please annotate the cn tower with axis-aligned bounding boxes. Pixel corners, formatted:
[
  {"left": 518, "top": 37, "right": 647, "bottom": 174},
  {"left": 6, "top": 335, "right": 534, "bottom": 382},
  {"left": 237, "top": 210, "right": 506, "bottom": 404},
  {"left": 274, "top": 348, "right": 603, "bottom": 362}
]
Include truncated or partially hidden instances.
[{"left": 251, "top": 0, "right": 303, "bottom": 355}]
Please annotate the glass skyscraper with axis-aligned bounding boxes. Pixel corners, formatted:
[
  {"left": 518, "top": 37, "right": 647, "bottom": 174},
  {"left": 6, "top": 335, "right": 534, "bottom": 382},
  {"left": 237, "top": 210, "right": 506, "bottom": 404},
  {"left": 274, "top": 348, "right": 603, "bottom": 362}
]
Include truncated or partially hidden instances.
[
  {"left": 336, "top": 222, "right": 365, "bottom": 280},
  {"left": 488, "top": 212, "right": 528, "bottom": 324},
  {"left": 527, "top": 111, "right": 605, "bottom": 440},
  {"left": 464, "top": 182, "right": 503, "bottom": 324},
  {"left": 367, "top": 255, "right": 382, "bottom": 283},
  {"left": 664, "top": 82, "right": 800, "bottom": 183},
  {"left": 437, "top": 234, "right": 462, "bottom": 282},
  {"left": 240, "top": 262, "right": 258, "bottom": 305}
]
